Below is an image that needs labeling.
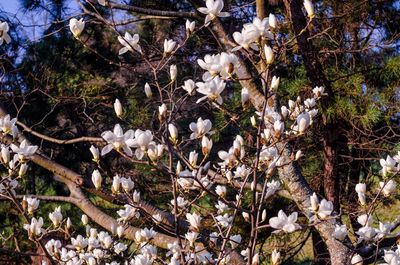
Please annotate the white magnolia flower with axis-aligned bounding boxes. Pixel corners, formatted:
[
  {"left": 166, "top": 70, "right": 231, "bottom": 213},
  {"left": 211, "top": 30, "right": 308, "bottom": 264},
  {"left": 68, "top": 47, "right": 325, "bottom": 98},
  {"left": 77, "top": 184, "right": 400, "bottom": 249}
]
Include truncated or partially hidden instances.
[
  {"left": 135, "top": 228, "right": 157, "bottom": 243},
  {"left": 379, "top": 179, "right": 397, "bottom": 196},
  {"left": 152, "top": 213, "right": 163, "bottom": 224},
  {"left": 351, "top": 254, "right": 363, "bottom": 265},
  {"left": 333, "top": 224, "right": 348, "bottom": 241},
  {"left": 117, "top": 204, "right": 139, "bottom": 222},
  {"left": 271, "top": 249, "right": 281, "bottom": 265},
  {"left": 117, "top": 225, "right": 124, "bottom": 238},
  {"left": 317, "top": 199, "right": 333, "bottom": 219},
  {"left": 265, "top": 180, "right": 281, "bottom": 198},
  {"left": 147, "top": 143, "right": 164, "bottom": 161},
  {"left": 168, "top": 124, "right": 178, "bottom": 143},
  {"left": 271, "top": 76, "right": 280, "bottom": 90},
  {"left": 303, "top": 0, "right": 315, "bottom": 18},
  {"left": 89, "top": 145, "right": 100, "bottom": 162},
  {"left": 81, "top": 214, "right": 89, "bottom": 225},
  {"left": 159, "top": 104, "right": 167, "bottom": 120},
  {"left": 189, "top": 150, "right": 198, "bottom": 167},
  {"left": 121, "top": 177, "right": 135, "bottom": 193},
  {"left": 170, "top": 64, "right": 177, "bottom": 81},
  {"left": 24, "top": 217, "right": 44, "bottom": 237},
  {"left": 71, "top": 235, "right": 89, "bottom": 251},
  {"left": 196, "top": 76, "right": 226, "bottom": 104},
  {"left": 114, "top": 242, "right": 127, "bottom": 254},
  {"left": 215, "top": 200, "right": 229, "bottom": 213},
  {"left": 0, "top": 21, "right": 11, "bottom": 45},
  {"left": 197, "top": 0, "right": 230, "bottom": 25},
  {"left": 0, "top": 115, "right": 18, "bottom": 137},
  {"left": 111, "top": 175, "right": 121, "bottom": 194},
  {"left": 182, "top": 79, "right": 196, "bottom": 95},
  {"left": 264, "top": 45, "right": 274, "bottom": 64},
  {"left": 383, "top": 249, "right": 400, "bottom": 265},
  {"left": 380, "top": 155, "right": 398, "bottom": 176},
  {"left": 132, "top": 254, "right": 152, "bottom": 265},
  {"left": 309, "top": 192, "right": 319, "bottom": 212},
  {"left": 295, "top": 112, "right": 311, "bottom": 134},
  {"left": 215, "top": 185, "right": 226, "bottom": 197},
  {"left": 269, "top": 210, "right": 301, "bottom": 233},
  {"left": 1, "top": 145, "right": 10, "bottom": 164},
  {"left": 113, "top": 98, "right": 123, "bottom": 118},
  {"left": 357, "top": 214, "right": 373, "bottom": 227},
  {"left": 49, "top": 206, "right": 63, "bottom": 227},
  {"left": 232, "top": 26, "right": 259, "bottom": 51},
  {"left": 164, "top": 39, "right": 176, "bottom": 54},
  {"left": 201, "top": 136, "right": 213, "bottom": 155},
  {"left": 189, "top": 117, "right": 212, "bottom": 139},
  {"left": 69, "top": 18, "right": 85, "bottom": 38},
  {"left": 186, "top": 212, "right": 202, "bottom": 230},
  {"left": 10, "top": 140, "right": 38, "bottom": 160},
  {"left": 241, "top": 87, "right": 250, "bottom": 107},
  {"left": 185, "top": 231, "right": 198, "bottom": 247},
  {"left": 45, "top": 239, "right": 62, "bottom": 256},
  {"left": 132, "top": 129, "right": 154, "bottom": 160},
  {"left": 269, "top": 13, "right": 277, "bottom": 29},
  {"left": 25, "top": 196, "right": 40, "bottom": 214},
  {"left": 313, "top": 86, "right": 327, "bottom": 99},
  {"left": 216, "top": 213, "right": 233, "bottom": 227},
  {"left": 118, "top": 32, "right": 142, "bottom": 55},
  {"left": 377, "top": 222, "right": 394, "bottom": 239},
  {"left": 185, "top": 20, "right": 196, "bottom": 33},
  {"left": 171, "top": 196, "right": 188, "bottom": 208},
  {"left": 229, "top": 234, "right": 242, "bottom": 249},
  {"left": 356, "top": 226, "right": 377, "bottom": 243},
  {"left": 355, "top": 183, "right": 367, "bottom": 205},
  {"left": 18, "top": 163, "right": 28, "bottom": 177},
  {"left": 132, "top": 190, "right": 141, "bottom": 203},
  {"left": 91, "top": 169, "right": 102, "bottom": 190},
  {"left": 101, "top": 124, "right": 135, "bottom": 156},
  {"left": 144, "top": 83, "right": 152, "bottom": 98}
]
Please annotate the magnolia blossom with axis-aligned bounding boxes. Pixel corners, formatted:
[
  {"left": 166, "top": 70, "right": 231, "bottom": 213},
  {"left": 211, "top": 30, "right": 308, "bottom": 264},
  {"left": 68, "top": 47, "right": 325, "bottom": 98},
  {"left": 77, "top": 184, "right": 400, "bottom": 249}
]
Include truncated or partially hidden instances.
[
  {"left": 24, "top": 217, "right": 44, "bottom": 237},
  {"left": 135, "top": 227, "right": 157, "bottom": 243},
  {"left": 269, "top": 210, "right": 301, "bottom": 233},
  {"left": 229, "top": 234, "right": 242, "bottom": 249},
  {"left": 269, "top": 13, "right": 277, "bottom": 29},
  {"left": 170, "top": 64, "right": 177, "bottom": 81},
  {"left": 380, "top": 155, "right": 398, "bottom": 176},
  {"left": 121, "top": 177, "right": 135, "bottom": 193},
  {"left": 197, "top": 0, "right": 229, "bottom": 25},
  {"left": 81, "top": 214, "right": 89, "bottom": 225},
  {"left": 89, "top": 145, "right": 100, "bottom": 162},
  {"left": 357, "top": 214, "right": 373, "bottom": 227},
  {"left": 144, "top": 83, "right": 152, "bottom": 98},
  {"left": 271, "top": 76, "right": 280, "bottom": 90},
  {"left": 317, "top": 199, "right": 333, "bottom": 219},
  {"left": 114, "top": 242, "right": 127, "bottom": 254},
  {"left": 171, "top": 196, "right": 188, "bottom": 208},
  {"left": 271, "top": 249, "right": 281, "bottom": 265},
  {"left": 356, "top": 226, "right": 377, "bottom": 243},
  {"left": 91, "top": 169, "right": 102, "bottom": 190},
  {"left": 232, "top": 26, "right": 259, "bottom": 51},
  {"left": 333, "top": 224, "right": 348, "bottom": 241},
  {"left": 182, "top": 79, "right": 196, "bottom": 95},
  {"left": 186, "top": 212, "right": 202, "bottom": 230},
  {"left": 118, "top": 204, "right": 140, "bottom": 222},
  {"left": 356, "top": 183, "right": 367, "bottom": 205},
  {"left": 313, "top": 86, "right": 327, "bottom": 99},
  {"left": 101, "top": 124, "right": 135, "bottom": 156},
  {"left": 45, "top": 239, "right": 62, "bottom": 256},
  {"left": 0, "top": 21, "right": 11, "bottom": 45},
  {"left": 185, "top": 19, "right": 195, "bottom": 33},
  {"left": 49, "top": 206, "right": 63, "bottom": 227},
  {"left": 189, "top": 117, "right": 212, "bottom": 139},
  {"left": 69, "top": 18, "right": 85, "bottom": 38},
  {"left": 0, "top": 115, "right": 18, "bottom": 137},
  {"left": 201, "top": 136, "right": 213, "bottom": 155},
  {"left": 196, "top": 76, "right": 226, "bottom": 104},
  {"left": 164, "top": 39, "right": 176, "bottom": 54},
  {"left": 168, "top": 124, "right": 178, "bottom": 143},
  {"left": 351, "top": 254, "right": 363, "bottom": 265},
  {"left": 10, "top": 140, "right": 38, "bottom": 160},
  {"left": 25, "top": 196, "right": 40, "bottom": 214},
  {"left": 295, "top": 112, "right": 311, "bottom": 134},
  {"left": 264, "top": 45, "right": 274, "bottom": 64},
  {"left": 303, "top": 0, "right": 315, "bottom": 18},
  {"left": 216, "top": 213, "right": 233, "bottom": 227},
  {"left": 379, "top": 179, "right": 397, "bottom": 196},
  {"left": 215, "top": 185, "right": 227, "bottom": 197},
  {"left": 241, "top": 87, "right": 250, "bottom": 107},
  {"left": 377, "top": 222, "right": 394, "bottom": 239},
  {"left": 118, "top": 32, "right": 142, "bottom": 55}
]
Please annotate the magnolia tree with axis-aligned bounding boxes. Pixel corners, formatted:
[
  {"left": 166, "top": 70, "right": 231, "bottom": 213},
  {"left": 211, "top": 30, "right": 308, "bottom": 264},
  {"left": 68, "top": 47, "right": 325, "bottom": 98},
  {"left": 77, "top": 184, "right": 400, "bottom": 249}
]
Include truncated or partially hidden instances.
[{"left": 0, "top": 0, "right": 399, "bottom": 265}]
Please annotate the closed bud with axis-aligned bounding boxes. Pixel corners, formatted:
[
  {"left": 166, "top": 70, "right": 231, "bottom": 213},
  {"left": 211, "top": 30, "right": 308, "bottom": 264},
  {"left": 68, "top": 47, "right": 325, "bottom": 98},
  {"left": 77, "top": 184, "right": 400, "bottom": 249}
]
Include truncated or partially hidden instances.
[
  {"left": 117, "top": 225, "right": 124, "bottom": 238},
  {"left": 271, "top": 76, "right": 280, "bottom": 90},
  {"left": 250, "top": 116, "right": 257, "bottom": 127},
  {"left": 263, "top": 45, "right": 274, "bottom": 65},
  {"left": 144, "top": 83, "right": 152, "bottom": 98},
  {"left": 113, "top": 99, "right": 123, "bottom": 118},
  {"left": 261, "top": 209, "right": 267, "bottom": 222},
  {"left": 304, "top": 0, "right": 315, "bottom": 19},
  {"left": 81, "top": 214, "right": 89, "bottom": 225},
  {"left": 269, "top": 13, "right": 277, "bottom": 29},
  {"left": 170, "top": 64, "right": 177, "bottom": 82},
  {"left": 19, "top": 163, "right": 28, "bottom": 177}
]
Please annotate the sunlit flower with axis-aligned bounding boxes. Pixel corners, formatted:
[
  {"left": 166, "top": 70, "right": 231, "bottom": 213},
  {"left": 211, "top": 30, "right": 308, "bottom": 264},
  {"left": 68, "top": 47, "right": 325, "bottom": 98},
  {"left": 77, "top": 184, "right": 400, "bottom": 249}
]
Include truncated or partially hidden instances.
[
  {"left": 189, "top": 117, "right": 212, "bottom": 139},
  {"left": 185, "top": 20, "right": 195, "bottom": 34},
  {"left": 25, "top": 196, "right": 39, "bottom": 214},
  {"left": 357, "top": 214, "right": 373, "bottom": 227},
  {"left": 196, "top": 76, "right": 226, "bottom": 104},
  {"left": 351, "top": 254, "right": 363, "bottom": 265},
  {"left": 69, "top": 18, "right": 85, "bottom": 38},
  {"left": 264, "top": 45, "right": 274, "bottom": 64},
  {"left": 271, "top": 249, "right": 281, "bottom": 265},
  {"left": 0, "top": 115, "right": 18, "bottom": 137},
  {"left": 185, "top": 231, "right": 198, "bottom": 247},
  {"left": 379, "top": 180, "right": 397, "bottom": 196},
  {"left": 356, "top": 226, "right": 377, "bottom": 243},
  {"left": 49, "top": 206, "right": 63, "bottom": 227},
  {"left": 317, "top": 199, "right": 333, "bottom": 219},
  {"left": 170, "top": 64, "right": 177, "bottom": 81},
  {"left": 118, "top": 32, "right": 142, "bottom": 55},
  {"left": 144, "top": 83, "right": 152, "bottom": 98},
  {"left": 303, "top": 0, "right": 315, "bottom": 19},
  {"left": 332, "top": 224, "right": 348, "bottom": 241},
  {"left": 269, "top": 13, "right": 277, "bottom": 29},
  {"left": 269, "top": 210, "right": 301, "bottom": 233},
  {"left": 182, "top": 79, "right": 196, "bottom": 95},
  {"left": 101, "top": 124, "right": 135, "bottom": 156},
  {"left": 186, "top": 212, "right": 202, "bottom": 231},
  {"left": 197, "top": 0, "right": 230, "bottom": 25},
  {"left": 89, "top": 145, "right": 100, "bottom": 163},
  {"left": 0, "top": 21, "right": 11, "bottom": 45},
  {"left": 164, "top": 39, "right": 176, "bottom": 54},
  {"left": 91, "top": 169, "right": 102, "bottom": 190},
  {"left": 10, "top": 140, "right": 38, "bottom": 160},
  {"left": 121, "top": 177, "right": 135, "bottom": 193},
  {"left": 229, "top": 234, "right": 241, "bottom": 249}
]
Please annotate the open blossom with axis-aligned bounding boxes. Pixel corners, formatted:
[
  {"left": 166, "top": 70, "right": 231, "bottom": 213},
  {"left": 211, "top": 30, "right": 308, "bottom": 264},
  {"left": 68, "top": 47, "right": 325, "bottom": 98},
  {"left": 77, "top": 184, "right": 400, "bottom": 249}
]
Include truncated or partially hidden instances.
[
  {"left": 317, "top": 199, "right": 333, "bottom": 219},
  {"left": 197, "top": 0, "right": 230, "bottom": 25},
  {"left": 215, "top": 185, "right": 227, "bottom": 197},
  {"left": 164, "top": 39, "right": 176, "bottom": 54},
  {"left": 351, "top": 254, "right": 363, "bottom": 265},
  {"left": 201, "top": 136, "right": 213, "bottom": 155},
  {"left": 25, "top": 196, "right": 40, "bottom": 214},
  {"left": 271, "top": 249, "right": 281, "bottom": 265},
  {"left": 136, "top": 227, "right": 157, "bottom": 243},
  {"left": 232, "top": 26, "right": 259, "bottom": 51},
  {"left": 171, "top": 196, "right": 188, "bottom": 208},
  {"left": 269, "top": 210, "right": 301, "bottom": 233},
  {"left": 196, "top": 76, "right": 226, "bottom": 104},
  {"left": 132, "top": 129, "right": 154, "bottom": 160},
  {"left": 185, "top": 231, "right": 199, "bottom": 247},
  {"left": 379, "top": 179, "right": 397, "bottom": 196},
  {"left": 229, "top": 234, "right": 242, "bottom": 249},
  {"left": 380, "top": 155, "right": 398, "bottom": 176},
  {"left": 118, "top": 32, "right": 142, "bottom": 55},
  {"left": 216, "top": 213, "right": 233, "bottom": 227},
  {"left": 101, "top": 124, "right": 135, "bottom": 156},
  {"left": 355, "top": 183, "right": 367, "bottom": 205},
  {"left": 357, "top": 214, "right": 373, "bottom": 227},
  {"left": 356, "top": 226, "right": 377, "bottom": 243},
  {"left": 10, "top": 140, "right": 38, "bottom": 160},
  {"left": 121, "top": 177, "right": 135, "bottom": 193},
  {"left": 24, "top": 217, "right": 44, "bottom": 237},
  {"left": 118, "top": 204, "right": 139, "bottom": 222},
  {"left": 45, "top": 239, "right": 62, "bottom": 256},
  {"left": 114, "top": 242, "right": 127, "bottom": 254},
  {"left": 69, "top": 18, "right": 85, "bottom": 38},
  {"left": 0, "top": 21, "right": 11, "bottom": 45},
  {"left": 49, "top": 206, "right": 63, "bottom": 227},
  {"left": 189, "top": 117, "right": 212, "bottom": 139},
  {"left": 313, "top": 86, "right": 327, "bottom": 99},
  {"left": 182, "top": 79, "right": 196, "bottom": 95},
  {"left": 186, "top": 212, "right": 202, "bottom": 230},
  {"left": 0, "top": 115, "right": 18, "bottom": 137},
  {"left": 333, "top": 224, "right": 348, "bottom": 241}
]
